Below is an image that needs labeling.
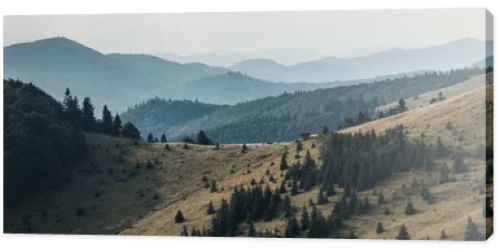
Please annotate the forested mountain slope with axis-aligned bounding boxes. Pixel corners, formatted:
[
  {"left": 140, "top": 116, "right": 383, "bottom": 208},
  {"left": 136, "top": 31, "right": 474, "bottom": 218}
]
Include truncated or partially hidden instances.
[
  {"left": 168, "top": 68, "right": 483, "bottom": 143},
  {"left": 121, "top": 98, "right": 225, "bottom": 138}
]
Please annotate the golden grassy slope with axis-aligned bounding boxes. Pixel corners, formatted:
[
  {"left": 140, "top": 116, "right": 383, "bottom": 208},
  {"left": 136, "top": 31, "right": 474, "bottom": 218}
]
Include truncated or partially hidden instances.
[
  {"left": 124, "top": 84, "right": 492, "bottom": 239},
  {"left": 5, "top": 82, "right": 491, "bottom": 240},
  {"left": 340, "top": 85, "right": 491, "bottom": 240},
  {"left": 4, "top": 135, "right": 287, "bottom": 234}
]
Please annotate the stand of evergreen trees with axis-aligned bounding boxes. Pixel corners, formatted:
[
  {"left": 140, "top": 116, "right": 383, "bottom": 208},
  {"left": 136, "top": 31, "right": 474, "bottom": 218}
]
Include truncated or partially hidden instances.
[
  {"left": 182, "top": 125, "right": 444, "bottom": 238},
  {"left": 61, "top": 88, "right": 141, "bottom": 139},
  {"left": 320, "top": 125, "right": 435, "bottom": 192},
  {"left": 4, "top": 80, "right": 143, "bottom": 208}
]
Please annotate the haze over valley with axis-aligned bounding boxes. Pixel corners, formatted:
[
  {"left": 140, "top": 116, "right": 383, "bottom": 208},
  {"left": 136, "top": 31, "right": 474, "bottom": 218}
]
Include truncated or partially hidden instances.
[{"left": 3, "top": 10, "right": 493, "bottom": 240}]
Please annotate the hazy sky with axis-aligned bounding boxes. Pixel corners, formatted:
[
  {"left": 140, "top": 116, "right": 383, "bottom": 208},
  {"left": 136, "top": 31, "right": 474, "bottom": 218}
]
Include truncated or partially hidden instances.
[{"left": 4, "top": 9, "right": 489, "bottom": 55}]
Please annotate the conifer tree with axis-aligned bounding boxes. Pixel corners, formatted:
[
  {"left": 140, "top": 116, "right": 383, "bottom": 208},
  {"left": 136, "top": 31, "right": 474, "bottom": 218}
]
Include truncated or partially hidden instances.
[
  {"left": 323, "top": 126, "right": 329, "bottom": 135},
  {"left": 396, "top": 224, "right": 410, "bottom": 240},
  {"left": 377, "top": 193, "right": 385, "bottom": 205},
  {"left": 112, "top": 114, "right": 122, "bottom": 136},
  {"left": 279, "top": 179, "right": 287, "bottom": 193},
  {"left": 210, "top": 180, "right": 217, "bottom": 193},
  {"left": 63, "top": 88, "right": 82, "bottom": 124},
  {"left": 440, "top": 230, "right": 447, "bottom": 239},
  {"left": 300, "top": 205, "right": 310, "bottom": 230},
  {"left": 453, "top": 155, "right": 467, "bottom": 173},
  {"left": 101, "top": 105, "right": 113, "bottom": 135},
  {"left": 295, "top": 139, "right": 303, "bottom": 153},
  {"left": 197, "top": 130, "right": 214, "bottom": 145},
  {"left": 376, "top": 222, "right": 384, "bottom": 234},
  {"left": 248, "top": 221, "right": 257, "bottom": 237},
  {"left": 326, "top": 183, "right": 336, "bottom": 196},
  {"left": 175, "top": 210, "right": 185, "bottom": 223},
  {"left": 241, "top": 143, "right": 248, "bottom": 153},
  {"left": 317, "top": 189, "right": 328, "bottom": 205},
  {"left": 180, "top": 225, "right": 189, "bottom": 236},
  {"left": 291, "top": 180, "right": 299, "bottom": 196},
  {"left": 207, "top": 201, "right": 215, "bottom": 215},
  {"left": 121, "top": 122, "right": 141, "bottom": 140},
  {"left": 464, "top": 216, "right": 482, "bottom": 241},
  {"left": 280, "top": 152, "right": 289, "bottom": 171},
  {"left": 284, "top": 216, "right": 300, "bottom": 238},
  {"left": 147, "top": 133, "right": 154, "bottom": 142},
  {"left": 161, "top": 134, "right": 167, "bottom": 143},
  {"left": 81, "top": 97, "right": 96, "bottom": 131},
  {"left": 405, "top": 199, "right": 416, "bottom": 215},
  {"left": 436, "top": 136, "right": 447, "bottom": 157}
]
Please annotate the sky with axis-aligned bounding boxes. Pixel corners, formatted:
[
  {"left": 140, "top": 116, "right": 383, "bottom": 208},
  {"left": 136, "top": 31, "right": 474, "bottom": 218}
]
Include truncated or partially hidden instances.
[{"left": 3, "top": 9, "right": 490, "bottom": 56}]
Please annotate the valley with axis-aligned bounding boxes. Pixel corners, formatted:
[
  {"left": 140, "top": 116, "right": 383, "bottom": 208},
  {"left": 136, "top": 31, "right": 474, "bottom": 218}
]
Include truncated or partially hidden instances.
[{"left": 4, "top": 73, "right": 492, "bottom": 240}]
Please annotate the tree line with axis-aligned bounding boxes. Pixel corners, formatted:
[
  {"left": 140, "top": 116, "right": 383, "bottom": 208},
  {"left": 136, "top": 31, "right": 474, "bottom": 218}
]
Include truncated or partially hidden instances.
[{"left": 61, "top": 88, "right": 141, "bottom": 140}]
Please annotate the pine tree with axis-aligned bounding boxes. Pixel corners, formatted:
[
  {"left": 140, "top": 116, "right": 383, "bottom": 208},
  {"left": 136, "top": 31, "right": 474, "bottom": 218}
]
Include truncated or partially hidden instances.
[
  {"left": 241, "top": 143, "right": 248, "bottom": 153},
  {"left": 323, "top": 126, "right": 329, "bottom": 135},
  {"left": 248, "top": 221, "right": 256, "bottom": 237},
  {"left": 112, "top": 114, "right": 122, "bottom": 137},
  {"left": 295, "top": 139, "right": 303, "bottom": 153},
  {"left": 377, "top": 193, "right": 385, "bottom": 205},
  {"left": 81, "top": 97, "right": 96, "bottom": 131},
  {"left": 63, "top": 88, "right": 81, "bottom": 124},
  {"left": 279, "top": 179, "right": 287, "bottom": 193},
  {"left": 436, "top": 136, "right": 447, "bottom": 157},
  {"left": 300, "top": 205, "right": 310, "bottom": 230},
  {"left": 283, "top": 195, "right": 294, "bottom": 218},
  {"left": 197, "top": 130, "right": 214, "bottom": 145},
  {"left": 440, "top": 230, "right": 447, "bottom": 239},
  {"left": 453, "top": 155, "right": 467, "bottom": 173},
  {"left": 280, "top": 152, "right": 289, "bottom": 171},
  {"left": 348, "top": 230, "right": 357, "bottom": 239},
  {"left": 175, "top": 210, "right": 185, "bottom": 223},
  {"left": 147, "top": 133, "right": 154, "bottom": 142},
  {"left": 398, "top": 98, "right": 408, "bottom": 112},
  {"left": 326, "top": 183, "right": 336, "bottom": 196},
  {"left": 161, "top": 134, "right": 167, "bottom": 143},
  {"left": 101, "top": 105, "right": 113, "bottom": 135},
  {"left": 464, "top": 216, "right": 482, "bottom": 241},
  {"left": 210, "top": 180, "right": 217, "bottom": 193},
  {"left": 376, "top": 222, "right": 384, "bottom": 234},
  {"left": 180, "top": 225, "right": 189, "bottom": 236},
  {"left": 284, "top": 216, "right": 300, "bottom": 238},
  {"left": 317, "top": 190, "right": 328, "bottom": 205},
  {"left": 291, "top": 180, "right": 299, "bottom": 196},
  {"left": 121, "top": 122, "right": 141, "bottom": 140},
  {"left": 396, "top": 224, "right": 410, "bottom": 240},
  {"left": 405, "top": 200, "right": 416, "bottom": 215},
  {"left": 207, "top": 201, "right": 215, "bottom": 215}
]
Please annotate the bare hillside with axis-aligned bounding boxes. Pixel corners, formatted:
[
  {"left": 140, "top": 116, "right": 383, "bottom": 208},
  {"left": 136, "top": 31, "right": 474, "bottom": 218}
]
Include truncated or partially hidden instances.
[{"left": 376, "top": 74, "right": 487, "bottom": 112}]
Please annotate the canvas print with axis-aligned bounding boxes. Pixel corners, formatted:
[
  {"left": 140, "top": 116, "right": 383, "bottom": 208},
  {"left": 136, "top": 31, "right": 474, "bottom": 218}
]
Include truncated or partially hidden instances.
[{"left": 3, "top": 9, "right": 493, "bottom": 240}]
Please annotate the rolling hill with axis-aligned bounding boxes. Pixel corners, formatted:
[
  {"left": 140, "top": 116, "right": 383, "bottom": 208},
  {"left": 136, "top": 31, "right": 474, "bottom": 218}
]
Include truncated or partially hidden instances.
[
  {"left": 120, "top": 98, "right": 225, "bottom": 138},
  {"left": 4, "top": 37, "right": 228, "bottom": 111},
  {"left": 165, "top": 68, "right": 483, "bottom": 143},
  {"left": 5, "top": 73, "right": 491, "bottom": 240},
  {"left": 230, "top": 37, "right": 492, "bottom": 83}
]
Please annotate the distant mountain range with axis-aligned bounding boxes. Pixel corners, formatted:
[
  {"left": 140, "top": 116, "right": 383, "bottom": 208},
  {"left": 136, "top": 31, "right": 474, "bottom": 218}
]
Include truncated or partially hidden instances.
[
  {"left": 229, "top": 37, "right": 493, "bottom": 83},
  {"left": 119, "top": 68, "right": 483, "bottom": 142},
  {"left": 4, "top": 37, "right": 228, "bottom": 111},
  {"left": 158, "top": 49, "right": 328, "bottom": 67},
  {"left": 4, "top": 37, "right": 491, "bottom": 112}
]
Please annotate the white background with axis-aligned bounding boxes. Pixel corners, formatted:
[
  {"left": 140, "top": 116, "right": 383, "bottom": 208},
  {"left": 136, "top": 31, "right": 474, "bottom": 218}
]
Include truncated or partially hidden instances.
[{"left": 0, "top": 0, "right": 498, "bottom": 250}]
